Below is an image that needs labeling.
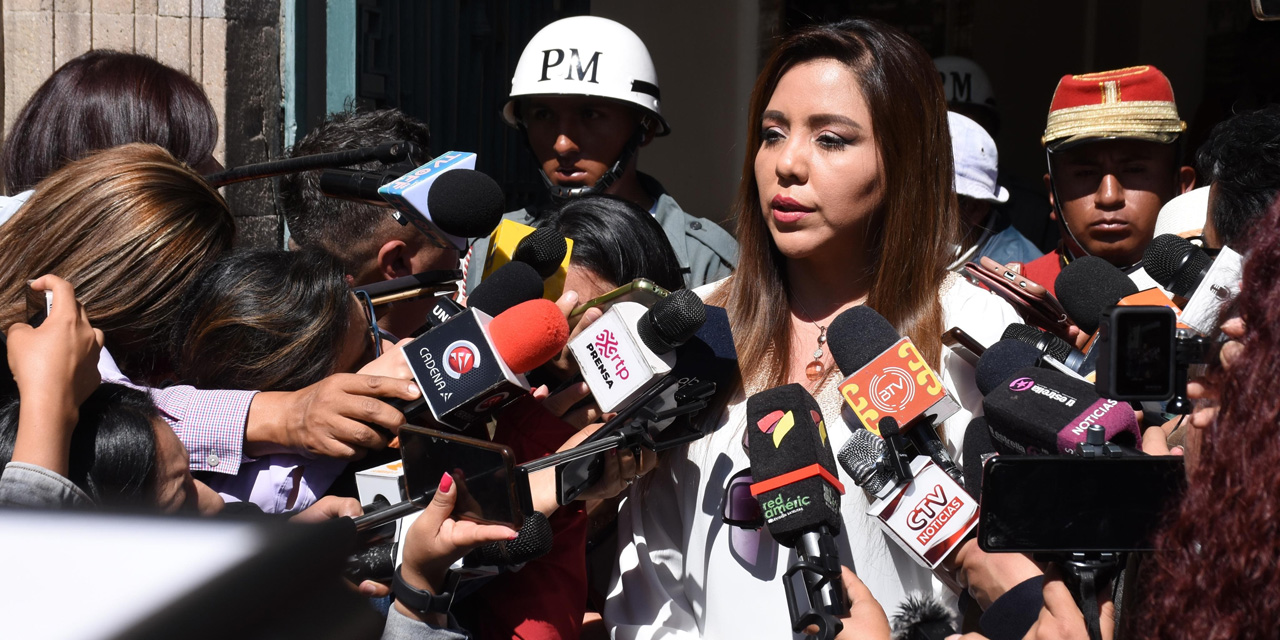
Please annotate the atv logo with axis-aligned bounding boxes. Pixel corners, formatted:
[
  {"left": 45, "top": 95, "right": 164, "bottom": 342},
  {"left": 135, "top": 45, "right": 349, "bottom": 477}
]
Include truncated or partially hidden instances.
[
  {"left": 444, "top": 340, "right": 482, "bottom": 379},
  {"left": 869, "top": 367, "right": 915, "bottom": 413}
]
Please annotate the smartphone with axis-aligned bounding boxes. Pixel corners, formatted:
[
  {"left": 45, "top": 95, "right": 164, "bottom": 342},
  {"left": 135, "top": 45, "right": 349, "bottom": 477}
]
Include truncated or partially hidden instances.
[
  {"left": 24, "top": 282, "right": 51, "bottom": 328},
  {"left": 569, "top": 278, "right": 669, "bottom": 319},
  {"left": 942, "top": 326, "right": 987, "bottom": 367},
  {"left": 398, "top": 425, "right": 528, "bottom": 529},
  {"left": 979, "top": 455, "right": 1185, "bottom": 554},
  {"left": 965, "top": 258, "right": 1076, "bottom": 340}
]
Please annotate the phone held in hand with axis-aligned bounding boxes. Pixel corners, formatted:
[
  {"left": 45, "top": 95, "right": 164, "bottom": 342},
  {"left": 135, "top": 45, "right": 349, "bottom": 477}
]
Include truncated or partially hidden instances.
[
  {"left": 398, "top": 424, "right": 530, "bottom": 530},
  {"left": 569, "top": 278, "right": 670, "bottom": 319},
  {"left": 24, "top": 281, "right": 52, "bottom": 328}
]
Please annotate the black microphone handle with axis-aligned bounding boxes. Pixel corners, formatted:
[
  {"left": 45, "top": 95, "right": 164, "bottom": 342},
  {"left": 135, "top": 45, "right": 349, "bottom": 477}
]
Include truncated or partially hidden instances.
[
  {"left": 204, "top": 140, "right": 424, "bottom": 187},
  {"left": 797, "top": 529, "right": 846, "bottom": 615},
  {"left": 905, "top": 422, "right": 965, "bottom": 487}
]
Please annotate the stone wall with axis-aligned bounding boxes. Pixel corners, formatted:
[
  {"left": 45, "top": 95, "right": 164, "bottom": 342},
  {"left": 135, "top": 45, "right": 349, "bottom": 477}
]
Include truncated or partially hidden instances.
[{"left": 2, "top": 0, "right": 228, "bottom": 164}]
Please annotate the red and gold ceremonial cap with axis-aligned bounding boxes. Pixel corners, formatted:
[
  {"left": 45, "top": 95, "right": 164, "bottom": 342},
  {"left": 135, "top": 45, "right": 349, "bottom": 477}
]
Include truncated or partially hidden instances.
[{"left": 1042, "top": 65, "right": 1186, "bottom": 151}]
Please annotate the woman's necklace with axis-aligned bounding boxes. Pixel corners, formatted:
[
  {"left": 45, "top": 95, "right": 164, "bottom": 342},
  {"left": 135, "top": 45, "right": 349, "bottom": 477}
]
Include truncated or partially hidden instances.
[{"left": 792, "top": 297, "right": 830, "bottom": 383}]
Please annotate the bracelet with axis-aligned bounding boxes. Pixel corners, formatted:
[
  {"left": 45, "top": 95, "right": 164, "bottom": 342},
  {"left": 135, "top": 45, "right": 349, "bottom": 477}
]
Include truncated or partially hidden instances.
[{"left": 392, "top": 566, "right": 460, "bottom": 615}]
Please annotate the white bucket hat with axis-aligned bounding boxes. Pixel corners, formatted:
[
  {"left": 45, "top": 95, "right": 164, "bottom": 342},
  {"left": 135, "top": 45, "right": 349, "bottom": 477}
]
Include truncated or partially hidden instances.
[{"left": 948, "top": 111, "right": 1009, "bottom": 204}]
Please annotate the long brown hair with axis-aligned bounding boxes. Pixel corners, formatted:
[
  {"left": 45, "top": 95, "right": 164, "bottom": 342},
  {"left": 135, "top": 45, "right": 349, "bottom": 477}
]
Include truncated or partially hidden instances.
[
  {"left": 170, "top": 249, "right": 355, "bottom": 392},
  {"left": 1128, "top": 197, "right": 1280, "bottom": 639},
  {"left": 0, "top": 143, "right": 234, "bottom": 380},
  {"left": 708, "top": 19, "right": 956, "bottom": 386}
]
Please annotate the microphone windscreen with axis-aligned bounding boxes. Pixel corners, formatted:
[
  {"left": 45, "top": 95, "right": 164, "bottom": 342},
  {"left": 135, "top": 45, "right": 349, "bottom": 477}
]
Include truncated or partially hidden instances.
[
  {"left": 891, "top": 592, "right": 957, "bottom": 640},
  {"left": 975, "top": 339, "right": 1043, "bottom": 396},
  {"left": 466, "top": 511, "right": 553, "bottom": 567},
  {"left": 982, "top": 366, "right": 1140, "bottom": 455},
  {"left": 838, "top": 428, "right": 895, "bottom": 497},
  {"left": 1143, "top": 233, "right": 1212, "bottom": 297},
  {"left": 488, "top": 299, "right": 569, "bottom": 374},
  {"left": 637, "top": 289, "right": 705, "bottom": 355},
  {"left": 746, "top": 383, "right": 842, "bottom": 545},
  {"left": 511, "top": 227, "right": 568, "bottom": 279},
  {"left": 468, "top": 261, "right": 545, "bottom": 317},
  {"left": 426, "top": 169, "right": 506, "bottom": 238},
  {"left": 1054, "top": 256, "right": 1139, "bottom": 334},
  {"left": 961, "top": 416, "right": 995, "bottom": 496},
  {"left": 827, "top": 306, "right": 900, "bottom": 374},
  {"left": 343, "top": 542, "right": 395, "bottom": 583}
]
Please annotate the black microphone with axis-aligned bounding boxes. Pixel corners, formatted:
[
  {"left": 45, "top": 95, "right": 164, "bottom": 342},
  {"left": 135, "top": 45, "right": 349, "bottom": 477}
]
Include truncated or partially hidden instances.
[
  {"left": 418, "top": 261, "right": 545, "bottom": 333},
  {"left": 746, "top": 383, "right": 847, "bottom": 640},
  {"left": 462, "top": 511, "right": 553, "bottom": 569},
  {"left": 1143, "top": 234, "right": 1213, "bottom": 298},
  {"left": 891, "top": 593, "right": 958, "bottom": 640},
  {"left": 511, "top": 227, "right": 568, "bottom": 279},
  {"left": 1001, "top": 323, "right": 1087, "bottom": 374},
  {"left": 960, "top": 416, "right": 996, "bottom": 497},
  {"left": 1054, "top": 256, "right": 1139, "bottom": 335},
  {"left": 982, "top": 366, "right": 1141, "bottom": 455},
  {"left": 975, "top": 339, "right": 1044, "bottom": 396},
  {"left": 206, "top": 139, "right": 427, "bottom": 187},
  {"left": 321, "top": 153, "right": 505, "bottom": 249},
  {"left": 827, "top": 307, "right": 963, "bottom": 485}
]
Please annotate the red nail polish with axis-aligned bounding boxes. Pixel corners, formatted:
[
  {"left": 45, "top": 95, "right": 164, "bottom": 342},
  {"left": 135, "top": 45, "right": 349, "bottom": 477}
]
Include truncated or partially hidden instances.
[
  {"left": 508, "top": 533, "right": 519, "bottom": 540},
  {"left": 439, "top": 472, "right": 454, "bottom": 493}
]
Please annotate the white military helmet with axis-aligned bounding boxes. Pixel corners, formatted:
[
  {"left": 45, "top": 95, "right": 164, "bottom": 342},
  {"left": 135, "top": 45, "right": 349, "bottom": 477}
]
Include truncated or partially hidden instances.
[
  {"left": 934, "top": 56, "right": 997, "bottom": 112},
  {"left": 502, "top": 16, "right": 669, "bottom": 136}
]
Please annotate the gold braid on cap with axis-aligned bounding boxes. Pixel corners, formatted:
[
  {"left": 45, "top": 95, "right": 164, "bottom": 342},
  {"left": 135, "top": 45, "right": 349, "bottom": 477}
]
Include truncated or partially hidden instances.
[{"left": 1043, "top": 101, "right": 1186, "bottom": 147}]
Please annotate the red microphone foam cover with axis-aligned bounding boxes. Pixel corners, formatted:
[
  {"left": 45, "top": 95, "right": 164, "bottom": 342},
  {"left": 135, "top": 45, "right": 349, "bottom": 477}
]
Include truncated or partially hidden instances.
[{"left": 489, "top": 299, "right": 569, "bottom": 374}]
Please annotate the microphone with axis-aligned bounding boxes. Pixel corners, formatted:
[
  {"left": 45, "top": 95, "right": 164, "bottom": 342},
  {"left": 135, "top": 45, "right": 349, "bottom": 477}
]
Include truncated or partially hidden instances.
[
  {"left": 746, "top": 384, "right": 847, "bottom": 639},
  {"left": 1143, "top": 234, "right": 1213, "bottom": 298},
  {"left": 1055, "top": 257, "right": 1139, "bottom": 335},
  {"left": 462, "top": 511, "right": 553, "bottom": 569},
  {"left": 828, "top": 306, "right": 962, "bottom": 484},
  {"left": 1001, "top": 324, "right": 1087, "bottom": 374},
  {"left": 568, "top": 289, "right": 705, "bottom": 413},
  {"left": 399, "top": 298, "right": 569, "bottom": 429},
  {"left": 891, "top": 593, "right": 958, "bottom": 640},
  {"left": 960, "top": 416, "right": 997, "bottom": 497},
  {"left": 1145, "top": 235, "right": 1244, "bottom": 335},
  {"left": 837, "top": 428, "right": 979, "bottom": 569},
  {"left": 321, "top": 151, "right": 505, "bottom": 249},
  {"left": 205, "top": 139, "right": 427, "bottom": 187},
  {"left": 512, "top": 227, "right": 569, "bottom": 280},
  {"left": 421, "top": 261, "right": 545, "bottom": 332},
  {"left": 981, "top": 366, "right": 1141, "bottom": 455},
  {"left": 975, "top": 339, "right": 1044, "bottom": 396}
]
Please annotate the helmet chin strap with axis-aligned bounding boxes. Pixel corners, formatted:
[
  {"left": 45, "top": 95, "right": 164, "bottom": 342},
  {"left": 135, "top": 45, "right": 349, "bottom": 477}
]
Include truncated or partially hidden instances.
[
  {"left": 1044, "top": 148, "right": 1144, "bottom": 273},
  {"left": 533, "top": 123, "right": 648, "bottom": 202}
]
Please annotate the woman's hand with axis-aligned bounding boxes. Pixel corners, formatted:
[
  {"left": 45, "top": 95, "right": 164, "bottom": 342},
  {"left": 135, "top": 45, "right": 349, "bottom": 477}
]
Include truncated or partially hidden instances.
[
  {"left": 399, "top": 472, "right": 519, "bottom": 599},
  {"left": 531, "top": 381, "right": 603, "bottom": 430},
  {"left": 540, "top": 290, "right": 604, "bottom": 383},
  {"left": 6, "top": 275, "right": 104, "bottom": 409},
  {"left": 6, "top": 275, "right": 105, "bottom": 476}
]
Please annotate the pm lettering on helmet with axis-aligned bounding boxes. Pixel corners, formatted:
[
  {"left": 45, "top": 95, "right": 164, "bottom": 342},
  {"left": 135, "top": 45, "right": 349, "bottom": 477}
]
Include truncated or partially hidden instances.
[
  {"left": 947, "top": 71, "right": 973, "bottom": 102},
  {"left": 540, "top": 48, "right": 602, "bottom": 83}
]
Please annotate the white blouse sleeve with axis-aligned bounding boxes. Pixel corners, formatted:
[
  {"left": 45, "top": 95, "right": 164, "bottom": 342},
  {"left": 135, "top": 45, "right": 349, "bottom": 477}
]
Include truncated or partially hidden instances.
[{"left": 604, "top": 455, "right": 702, "bottom": 640}]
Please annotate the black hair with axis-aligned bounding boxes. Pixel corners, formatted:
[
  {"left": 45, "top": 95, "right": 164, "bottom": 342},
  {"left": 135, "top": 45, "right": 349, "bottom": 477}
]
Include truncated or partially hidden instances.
[
  {"left": 169, "top": 248, "right": 354, "bottom": 392},
  {"left": 0, "top": 383, "right": 159, "bottom": 507},
  {"left": 1195, "top": 105, "right": 1280, "bottom": 249},
  {"left": 1, "top": 50, "right": 218, "bottom": 194},
  {"left": 279, "top": 108, "right": 432, "bottom": 271},
  {"left": 541, "top": 195, "right": 685, "bottom": 292}
]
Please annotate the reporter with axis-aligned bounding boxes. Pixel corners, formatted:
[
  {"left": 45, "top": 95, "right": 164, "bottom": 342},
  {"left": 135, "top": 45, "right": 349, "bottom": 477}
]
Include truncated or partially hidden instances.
[{"left": 169, "top": 249, "right": 408, "bottom": 512}]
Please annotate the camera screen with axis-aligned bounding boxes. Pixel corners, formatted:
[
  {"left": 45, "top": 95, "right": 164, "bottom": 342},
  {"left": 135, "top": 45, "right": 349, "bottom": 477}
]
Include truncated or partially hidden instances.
[
  {"left": 1114, "top": 310, "right": 1174, "bottom": 397},
  {"left": 979, "top": 456, "right": 1185, "bottom": 553},
  {"left": 399, "top": 427, "right": 522, "bottom": 529}
]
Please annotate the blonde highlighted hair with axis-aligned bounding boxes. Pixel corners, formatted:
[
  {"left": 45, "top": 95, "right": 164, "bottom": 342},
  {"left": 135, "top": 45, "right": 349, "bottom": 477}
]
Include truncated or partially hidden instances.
[{"left": 0, "top": 143, "right": 234, "bottom": 379}]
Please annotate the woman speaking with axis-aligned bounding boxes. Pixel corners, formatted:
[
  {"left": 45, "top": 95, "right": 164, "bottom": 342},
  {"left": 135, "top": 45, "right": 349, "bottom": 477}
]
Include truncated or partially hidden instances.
[{"left": 604, "top": 19, "right": 1017, "bottom": 638}]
